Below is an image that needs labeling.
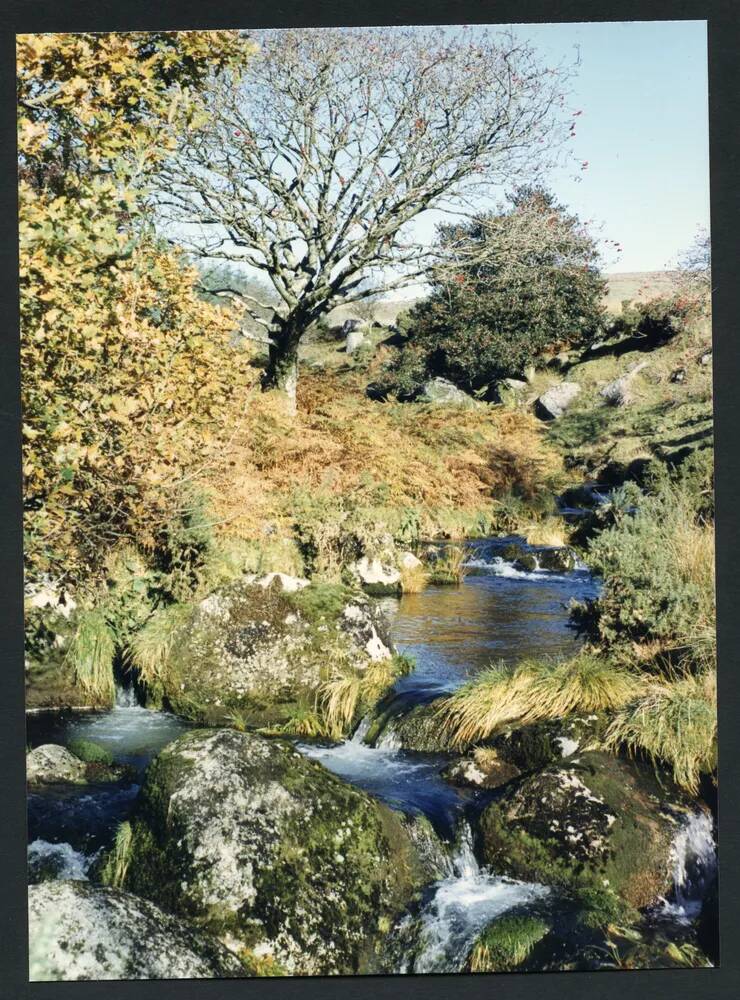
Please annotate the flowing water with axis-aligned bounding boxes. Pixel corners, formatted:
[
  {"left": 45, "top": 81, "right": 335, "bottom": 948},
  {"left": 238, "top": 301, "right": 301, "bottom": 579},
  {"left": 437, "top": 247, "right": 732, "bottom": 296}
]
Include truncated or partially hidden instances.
[
  {"left": 27, "top": 686, "right": 190, "bottom": 874},
  {"left": 26, "top": 536, "right": 717, "bottom": 972}
]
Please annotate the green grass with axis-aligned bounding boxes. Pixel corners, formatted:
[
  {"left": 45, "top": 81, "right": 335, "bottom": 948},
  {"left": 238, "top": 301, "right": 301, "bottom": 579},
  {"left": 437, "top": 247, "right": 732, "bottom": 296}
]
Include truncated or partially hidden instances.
[
  {"left": 427, "top": 544, "right": 469, "bottom": 585},
  {"left": 469, "top": 915, "right": 550, "bottom": 972},
  {"left": 128, "top": 603, "right": 192, "bottom": 689},
  {"left": 66, "top": 608, "right": 116, "bottom": 703},
  {"left": 101, "top": 821, "right": 134, "bottom": 888}
]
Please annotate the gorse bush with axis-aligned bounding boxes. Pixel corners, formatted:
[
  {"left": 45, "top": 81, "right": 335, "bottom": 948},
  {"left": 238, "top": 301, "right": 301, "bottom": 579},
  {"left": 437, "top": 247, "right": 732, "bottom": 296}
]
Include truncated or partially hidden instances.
[
  {"left": 575, "top": 468, "right": 715, "bottom": 670},
  {"left": 380, "top": 188, "right": 606, "bottom": 398}
]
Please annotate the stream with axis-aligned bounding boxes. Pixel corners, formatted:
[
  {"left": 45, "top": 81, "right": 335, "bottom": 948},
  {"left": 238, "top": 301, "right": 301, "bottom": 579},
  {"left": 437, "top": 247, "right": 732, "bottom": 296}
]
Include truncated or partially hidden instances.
[{"left": 26, "top": 535, "right": 717, "bottom": 973}]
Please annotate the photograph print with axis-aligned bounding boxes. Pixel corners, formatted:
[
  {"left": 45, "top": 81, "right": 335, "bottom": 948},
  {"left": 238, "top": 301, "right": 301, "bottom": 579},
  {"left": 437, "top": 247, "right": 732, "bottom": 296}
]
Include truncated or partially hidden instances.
[{"left": 20, "top": 20, "right": 718, "bottom": 981}]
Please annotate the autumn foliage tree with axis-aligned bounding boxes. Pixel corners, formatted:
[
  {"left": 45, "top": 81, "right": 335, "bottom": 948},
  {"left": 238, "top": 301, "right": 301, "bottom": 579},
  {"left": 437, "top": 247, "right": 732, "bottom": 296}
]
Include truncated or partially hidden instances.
[
  {"left": 382, "top": 187, "right": 607, "bottom": 397},
  {"left": 18, "top": 31, "right": 255, "bottom": 583},
  {"left": 160, "top": 26, "right": 574, "bottom": 408}
]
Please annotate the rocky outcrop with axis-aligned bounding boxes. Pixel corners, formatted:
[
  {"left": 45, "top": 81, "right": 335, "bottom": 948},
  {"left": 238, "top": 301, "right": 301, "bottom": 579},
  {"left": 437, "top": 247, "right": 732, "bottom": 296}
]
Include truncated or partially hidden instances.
[
  {"left": 599, "top": 361, "right": 648, "bottom": 407},
  {"left": 477, "top": 752, "right": 695, "bottom": 909},
  {"left": 26, "top": 745, "right": 88, "bottom": 786},
  {"left": 535, "top": 382, "right": 581, "bottom": 420},
  {"left": 346, "top": 328, "right": 367, "bottom": 354},
  {"left": 26, "top": 743, "right": 129, "bottom": 786},
  {"left": 350, "top": 555, "right": 402, "bottom": 596},
  {"left": 441, "top": 748, "right": 521, "bottom": 790},
  {"left": 119, "top": 729, "right": 429, "bottom": 976},
  {"left": 28, "top": 881, "right": 245, "bottom": 981},
  {"left": 417, "top": 377, "right": 481, "bottom": 408},
  {"left": 157, "top": 581, "right": 394, "bottom": 725}
]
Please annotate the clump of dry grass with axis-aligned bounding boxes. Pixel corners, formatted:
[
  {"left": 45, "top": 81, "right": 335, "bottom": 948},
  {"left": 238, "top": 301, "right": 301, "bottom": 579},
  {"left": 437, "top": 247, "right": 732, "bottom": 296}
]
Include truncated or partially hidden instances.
[
  {"left": 524, "top": 518, "right": 567, "bottom": 548},
  {"left": 67, "top": 608, "right": 116, "bottom": 703},
  {"left": 399, "top": 562, "right": 429, "bottom": 593},
  {"left": 438, "top": 652, "right": 642, "bottom": 748},
  {"left": 128, "top": 603, "right": 191, "bottom": 688},
  {"left": 604, "top": 670, "right": 717, "bottom": 795},
  {"left": 428, "top": 544, "right": 469, "bottom": 585},
  {"left": 319, "top": 654, "right": 411, "bottom": 739}
]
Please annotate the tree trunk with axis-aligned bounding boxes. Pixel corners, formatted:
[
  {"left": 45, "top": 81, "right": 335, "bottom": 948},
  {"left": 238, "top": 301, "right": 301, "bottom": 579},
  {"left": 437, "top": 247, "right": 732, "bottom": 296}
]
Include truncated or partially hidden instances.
[{"left": 261, "top": 329, "right": 300, "bottom": 415}]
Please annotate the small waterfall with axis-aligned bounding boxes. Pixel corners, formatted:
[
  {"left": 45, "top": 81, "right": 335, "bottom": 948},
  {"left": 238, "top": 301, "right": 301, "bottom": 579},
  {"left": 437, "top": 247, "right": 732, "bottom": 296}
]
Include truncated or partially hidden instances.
[
  {"left": 114, "top": 681, "right": 140, "bottom": 709},
  {"left": 376, "top": 726, "right": 402, "bottom": 751},
  {"left": 451, "top": 820, "right": 479, "bottom": 878},
  {"left": 663, "top": 810, "right": 717, "bottom": 921},
  {"left": 350, "top": 714, "right": 372, "bottom": 744},
  {"left": 27, "top": 839, "right": 93, "bottom": 882}
]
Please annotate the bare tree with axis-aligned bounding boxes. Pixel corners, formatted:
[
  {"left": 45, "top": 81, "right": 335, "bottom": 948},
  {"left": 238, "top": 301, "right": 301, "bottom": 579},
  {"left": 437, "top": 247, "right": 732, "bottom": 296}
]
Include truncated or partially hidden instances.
[{"left": 160, "top": 26, "right": 573, "bottom": 409}]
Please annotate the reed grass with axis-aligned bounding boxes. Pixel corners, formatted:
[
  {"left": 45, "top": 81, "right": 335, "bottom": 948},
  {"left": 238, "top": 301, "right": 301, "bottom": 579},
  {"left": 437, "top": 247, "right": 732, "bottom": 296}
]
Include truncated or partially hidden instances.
[
  {"left": 428, "top": 544, "right": 470, "bottom": 585},
  {"left": 101, "top": 821, "right": 134, "bottom": 888},
  {"left": 128, "top": 603, "right": 191, "bottom": 687}
]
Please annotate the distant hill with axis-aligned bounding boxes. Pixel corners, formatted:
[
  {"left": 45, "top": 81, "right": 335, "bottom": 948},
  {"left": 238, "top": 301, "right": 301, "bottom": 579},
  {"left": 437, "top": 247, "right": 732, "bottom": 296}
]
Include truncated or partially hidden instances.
[
  {"left": 603, "top": 271, "right": 679, "bottom": 314},
  {"left": 326, "top": 272, "right": 680, "bottom": 326}
]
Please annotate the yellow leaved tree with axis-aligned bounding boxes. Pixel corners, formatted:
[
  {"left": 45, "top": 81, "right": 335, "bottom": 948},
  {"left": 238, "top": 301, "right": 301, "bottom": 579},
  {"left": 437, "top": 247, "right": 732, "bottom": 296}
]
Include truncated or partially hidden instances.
[{"left": 18, "top": 31, "right": 255, "bottom": 583}]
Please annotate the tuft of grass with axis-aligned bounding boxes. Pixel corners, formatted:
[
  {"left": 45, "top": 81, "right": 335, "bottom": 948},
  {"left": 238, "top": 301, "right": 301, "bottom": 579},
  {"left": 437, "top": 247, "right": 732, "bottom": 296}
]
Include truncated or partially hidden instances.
[
  {"left": 101, "top": 821, "right": 134, "bottom": 888},
  {"left": 469, "top": 915, "right": 550, "bottom": 973},
  {"left": 604, "top": 670, "right": 717, "bottom": 795},
  {"left": 319, "top": 654, "right": 412, "bottom": 739},
  {"left": 66, "top": 608, "right": 116, "bottom": 703},
  {"left": 399, "top": 562, "right": 429, "bottom": 593},
  {"left": 523, "top": 518, "right": 567, "bottom": 548},
  {"left": 439, "top": 652, "right": 642, "bottom": 748},
  {"left": 427, "top": 544, "right": 469, "bottom": 585},
  {"left": 128, "top": 603, "right": 191, "bottom": 688}
]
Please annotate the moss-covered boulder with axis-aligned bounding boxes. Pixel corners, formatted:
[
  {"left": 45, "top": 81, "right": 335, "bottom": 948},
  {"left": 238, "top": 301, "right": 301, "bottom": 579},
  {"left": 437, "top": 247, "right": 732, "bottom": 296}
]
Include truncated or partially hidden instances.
[
  {"left": 485, "top": 714, "right": 608, "bottom": 771},
  {"left": 26, "top": 743, "right": 131, "bottom": 786},
  {"left": 28, "top": 881, "right": 245, "bottom": 981},
  {"left": 66, "top": 737, "right": 114, "bottom": 766},
  {"left": 477, "top": 752, "right": 694, "bottom": 909},
  {"left": 154, "top": 581, "right": 394, "bottom": 726},
  {"left": 118, "top": 729, "right": 430, "bottom": 976},
  {"left": 441, "top": 747, "right": 521, "bottom": 790},
  {"left": 367, "top": 698, "right": 458, "bottom": 752}
]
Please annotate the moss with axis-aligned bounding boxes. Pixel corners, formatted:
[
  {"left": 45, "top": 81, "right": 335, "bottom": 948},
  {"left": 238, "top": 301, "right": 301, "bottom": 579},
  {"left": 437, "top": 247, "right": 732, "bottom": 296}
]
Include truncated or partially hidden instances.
[
  {"left": 469, "top": 915, "right": 551, "bottom": 972},
  {"left": 572, "top": 885, "right": 638, "bottom": 930},
  {"left": 478, "top": 752, "right": 685, "bottom": 909},
  {"left": 67, "top": 738, "right": 114, "bottom": 766},
  {"left": 287, "top": 582, "right": 356, "bottom": 624},
  {"left": 119, "top": 730, "right": 428, "bottom": 976}
]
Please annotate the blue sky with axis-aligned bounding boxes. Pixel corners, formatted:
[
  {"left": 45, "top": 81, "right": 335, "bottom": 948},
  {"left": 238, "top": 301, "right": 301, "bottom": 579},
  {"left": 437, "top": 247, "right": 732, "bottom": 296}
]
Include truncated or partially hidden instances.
[
  {"left": 410, "top": 21, "right": 709, "bottom": 272},
  {"left": 409, "top": 19, "right": 709, "bottom": 275},
  {"left": 518, "top": 19, "right": 709, "bottom": 272}
]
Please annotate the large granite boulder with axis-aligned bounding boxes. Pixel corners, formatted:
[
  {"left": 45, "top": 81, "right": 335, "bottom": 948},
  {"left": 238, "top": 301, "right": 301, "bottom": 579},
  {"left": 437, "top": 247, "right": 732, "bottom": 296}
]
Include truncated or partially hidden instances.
[
  {"left": 118, "top": 729, "right": 430, "bottom": 976},
  {"left": 154, "top": 581, "right": 394, "bottom": 725},
  {"left": 27, "top": 745, "right": 88, "bottom": 786},
  {"left": 28, "top": 881, "right": 245, "bottom": 981},
  {"left": 535, "top": 383, "right": 581, "bottom": 420},
  {"left": 477, "top": 752, "right": 695, "bottom": 908}
]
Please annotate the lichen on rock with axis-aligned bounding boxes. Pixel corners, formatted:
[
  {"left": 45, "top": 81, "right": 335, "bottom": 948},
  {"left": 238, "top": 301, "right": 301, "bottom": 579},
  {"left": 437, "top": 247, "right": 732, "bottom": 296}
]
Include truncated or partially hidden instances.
[
  {"left": 477, "top": 751, "right": 695, "bottom": 909},
  {"left": 28, "top": 881, "right": 246, "bottom": 981},
  {"left": 117, "top": 728, "right": 429, "bottom": 975},
  {"left": 154, "top": 580, "right": 395, "bottom": 726}
]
